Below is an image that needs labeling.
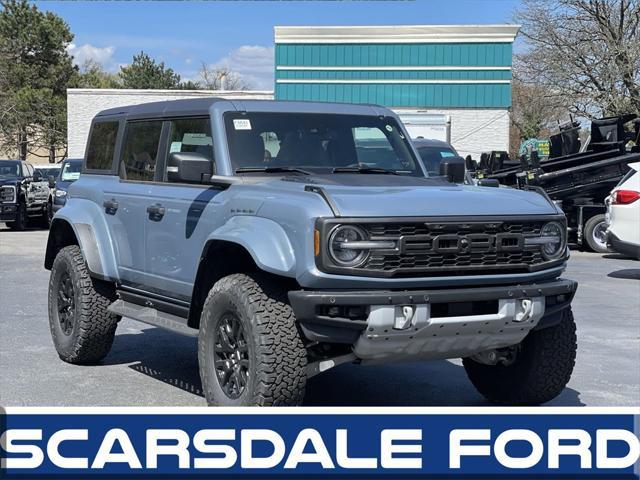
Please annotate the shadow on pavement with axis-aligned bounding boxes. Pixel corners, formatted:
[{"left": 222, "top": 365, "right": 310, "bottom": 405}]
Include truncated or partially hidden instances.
[
  {"left": 101, "top": 326, "right": 585, "bottom": 407},
  {"left": 305, "top": 360, "right": 584, "bottom": 407},
  {"left": 103, "top": 327, "right": 203, "bottom": 397},
  {"left": 607, "top": 269, "right": 640, "bottom": 280},
  {"left": 603, "top": 253, "right": 637, "bottom": 261}
]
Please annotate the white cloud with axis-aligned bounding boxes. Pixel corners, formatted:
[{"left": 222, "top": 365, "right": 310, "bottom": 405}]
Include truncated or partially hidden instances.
[
  {"left": 67, "top": 43, "right": 116, "bottom": 70},
  {"left": 212, "top": 45, "right": 274, "bottom": 90}
]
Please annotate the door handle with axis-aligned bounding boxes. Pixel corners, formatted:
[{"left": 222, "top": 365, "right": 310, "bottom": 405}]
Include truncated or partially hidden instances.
[
  {"left": 147, "top": 204, "right": 165, "bottom": 221},
  {"left": 103, "top": 198, "right": 118, "bottom": 215}
]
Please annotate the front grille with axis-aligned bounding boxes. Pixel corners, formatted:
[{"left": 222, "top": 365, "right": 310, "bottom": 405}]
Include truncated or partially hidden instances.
[
  {"left": 0, "top": 186, "right": 16, "bottom": 203},
  {"left": 361, "top": 220, "right": 546, "bottom": 277}
]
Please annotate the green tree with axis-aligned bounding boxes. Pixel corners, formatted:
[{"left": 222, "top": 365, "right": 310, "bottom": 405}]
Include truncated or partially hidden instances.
[
  {"left": 77, "top": 59, "right": 120, "bottom": 88},
  {"left": 178, "top": 79, "right": 201, "bottom": 90},
  {"left": 0, "top": 0, "right": 77, "bottom": 162},
  {"left": 119, "top": 51, "right": 181, "bottom": 89}
]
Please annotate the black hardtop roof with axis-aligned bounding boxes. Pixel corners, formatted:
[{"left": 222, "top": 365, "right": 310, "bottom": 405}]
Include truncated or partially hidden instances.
[{"left": 94, "top": 97, "right": 389, "bottom": 120}]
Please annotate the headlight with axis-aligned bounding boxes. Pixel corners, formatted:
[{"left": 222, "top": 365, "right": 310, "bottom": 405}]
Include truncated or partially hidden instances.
[
  {"left": 328, "top": 225, "right": 369, "bottom": 267},
  {"left": 55, "top": 189, "right": 67, "bottom": 198},
  {"left": 540, "top": 221, "right": 565, "bottom": 258},
  {"left": 524, "top": 221, "right": 566, "bottom": 259}
]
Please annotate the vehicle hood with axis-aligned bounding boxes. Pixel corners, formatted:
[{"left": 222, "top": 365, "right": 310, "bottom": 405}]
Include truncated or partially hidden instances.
[
  {"left": 255, "top": 174, "right": 558, "bottom": 217},
  {"left": 55, "top": 180, "right": 73, "bottom": 190}
]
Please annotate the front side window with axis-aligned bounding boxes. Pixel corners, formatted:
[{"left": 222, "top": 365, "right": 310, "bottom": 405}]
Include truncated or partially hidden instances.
[
  {"left": 120, "top": 120, "right": 163, "bottom": 182},
  {"left": 417, "top": 146, "right": 457, "bottom": 176},
  {"left": 86, "top": 121, "right": 119, "bottom": 171},
  {"left": 224, "top": 113, "right": 422, "bottom": 176},
  {"left": 166, "top": 118, "right": 214, "bottom": 180},
  {"left": 61, "top": 161, "right": 82, "bottom": 182}
]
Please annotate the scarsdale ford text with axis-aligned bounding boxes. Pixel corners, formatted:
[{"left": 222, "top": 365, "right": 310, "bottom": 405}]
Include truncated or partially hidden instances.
[{"left": 1, "top": 410, "right": 638, "bottom": 476}]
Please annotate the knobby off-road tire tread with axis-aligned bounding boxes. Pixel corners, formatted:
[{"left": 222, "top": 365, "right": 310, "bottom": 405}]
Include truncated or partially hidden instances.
[
  {"left": 199, "top": 273, "right": 307, "bottom": 406},
  {"left": 48, "top": 245, "right": 118, "bottom": 364},
  {"left": 463, "top": 309, "right": 577, "bottom": 405}
]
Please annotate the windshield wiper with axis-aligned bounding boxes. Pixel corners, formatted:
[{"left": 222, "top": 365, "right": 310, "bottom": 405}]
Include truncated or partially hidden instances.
[
  {"left": 332, "top": 166, "right": 399, "bottom": 175},
  {"left": 235, "top": 166, "right": 311, "bottom": 175}
]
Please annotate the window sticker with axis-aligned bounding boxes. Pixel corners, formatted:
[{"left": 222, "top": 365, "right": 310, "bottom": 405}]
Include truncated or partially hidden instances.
[
  {"left": 169, "top": 142, "right": 182, "bottom": 153},
  {"left": 233, "top": 119, "right": 252, "bottom": 130}
]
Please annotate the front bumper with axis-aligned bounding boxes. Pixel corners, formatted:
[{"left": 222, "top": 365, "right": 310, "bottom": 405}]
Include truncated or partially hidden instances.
[
  {"left": 607, "top": 231, "right": 640, "bottom": 259},
  {"left": 0, "top": 203, "right": 17, "bottom": 222},
  {"left": 289, "top": 278, "right": 577, "bottom": 363}
]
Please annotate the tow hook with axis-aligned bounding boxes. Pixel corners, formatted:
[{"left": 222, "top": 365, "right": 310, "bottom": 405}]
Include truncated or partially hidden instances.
[
  {"left": 394, "top": 305, "right": 416, "bottom": 330},
  {"left": 515, "top": 298, "right": 534, "bottom": 322}
]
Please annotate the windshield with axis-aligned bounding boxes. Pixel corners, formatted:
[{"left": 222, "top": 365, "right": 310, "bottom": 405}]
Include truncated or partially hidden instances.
[
  {"left": 35, "top": 167, "right": 60, "bottom": 178},
  {"left": 416, "top": 146, "right": 458, "bottom": 176},
  {"left": 0, "top": 160, "right": 20, "bottom": 179},
  {"left": 61, "top": 160, "right": 82, "bottom": 182},
  {"left": 224, "top": 112, "right": 423, "bottom": 176}
]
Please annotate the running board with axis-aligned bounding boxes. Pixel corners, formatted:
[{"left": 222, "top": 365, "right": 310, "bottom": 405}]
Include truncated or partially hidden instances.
[{"left": 108, "top": 299, "right": 198, "bottom": 337}]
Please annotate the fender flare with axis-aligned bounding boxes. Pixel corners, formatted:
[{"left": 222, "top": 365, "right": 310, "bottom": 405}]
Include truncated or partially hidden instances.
[
  {"left": 45, "top": 199, "right": 119, "bottom": 281},
  {"left": 206, "top": 216, "right": 296, "bottom": 276}
]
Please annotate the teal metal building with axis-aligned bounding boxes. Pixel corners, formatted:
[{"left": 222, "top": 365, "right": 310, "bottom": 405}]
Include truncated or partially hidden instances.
[{"left": 274, "top": 25, "right": 520, "bottom": 157}]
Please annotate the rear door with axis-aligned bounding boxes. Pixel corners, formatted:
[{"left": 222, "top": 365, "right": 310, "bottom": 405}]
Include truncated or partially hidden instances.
[{"left": 98, "top": 119, "right": 164, "bottom": 286}]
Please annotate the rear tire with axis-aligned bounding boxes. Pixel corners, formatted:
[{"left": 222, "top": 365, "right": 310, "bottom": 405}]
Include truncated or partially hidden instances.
[
  {"left": 463, "top": 308, "right": 577, "bottom": 405},
  {"left": 584, "top": 214, "right": 609, "bottom": 253},
  {"left": 48, "top": 245, "right": 119, "bottom": 364},
  {"left": 198, "top": 273, "right": 307, "bottom": 406}
]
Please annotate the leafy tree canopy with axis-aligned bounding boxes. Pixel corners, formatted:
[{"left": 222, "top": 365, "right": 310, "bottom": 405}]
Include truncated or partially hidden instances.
[
  {"left": 118, "top": 51, "right": 181, "bottom": 89},
  {"left": 0, "top": 0, "right": 77, "bottom": 161}
]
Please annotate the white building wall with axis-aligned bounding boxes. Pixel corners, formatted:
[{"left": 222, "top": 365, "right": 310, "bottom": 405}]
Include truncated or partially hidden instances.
[
  {"left": 394, "top": 107, "right": 510, "bottom": 159},
  {"left": 67, "top": 89, "right": 274, "bottom": 158}
]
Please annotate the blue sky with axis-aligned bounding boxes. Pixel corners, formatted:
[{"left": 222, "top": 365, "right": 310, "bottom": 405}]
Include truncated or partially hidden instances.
[{"left": 37, "top": 0, "right": 522, "bottom": 89}]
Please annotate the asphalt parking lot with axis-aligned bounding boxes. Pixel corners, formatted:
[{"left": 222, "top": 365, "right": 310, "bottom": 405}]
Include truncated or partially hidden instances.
[{"left": 1, "top": 225, "right": 638, "bottom": 407}]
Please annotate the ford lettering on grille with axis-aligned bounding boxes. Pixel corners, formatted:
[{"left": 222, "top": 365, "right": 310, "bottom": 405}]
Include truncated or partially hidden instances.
[{"left": 400, "top": 233, "right": 524, "bottom": 255}]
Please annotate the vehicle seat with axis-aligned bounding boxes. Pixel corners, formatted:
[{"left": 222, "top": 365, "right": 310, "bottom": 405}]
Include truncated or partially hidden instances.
[
  {"left": 278, "top": 131, "right": 330, "bottom": 167},
  {"left": 232, "top": 133, "right": 265, "bottom": 169}
]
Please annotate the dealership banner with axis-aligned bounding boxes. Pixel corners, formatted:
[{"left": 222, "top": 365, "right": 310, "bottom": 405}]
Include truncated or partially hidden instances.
[{"left": 1, "top": 407, "right": 638, "bottom": 478}]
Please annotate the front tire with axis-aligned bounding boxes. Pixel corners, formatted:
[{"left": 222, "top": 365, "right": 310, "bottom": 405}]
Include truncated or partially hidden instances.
[
  {"left": 584, "top": 214, "right": 609, "bottom": 253},
  {"left": 463, "top": 308, "right": 577, "bottom": 405},
  {"left": 48, "top": 245, "right": 119, "bottom": 364},
  {"left": 198, "top": 273, "right": 307, "bottom": 406},
  {"left": 7, "top": 201, "right": 27, "bottom": 230}
]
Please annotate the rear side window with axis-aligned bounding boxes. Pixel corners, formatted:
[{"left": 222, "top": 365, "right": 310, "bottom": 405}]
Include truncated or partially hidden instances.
[
  {"left": 120, "top": 120, "right": 163, "bottom": 182},
  {"left": 86, "top": 121, "right": 119, "bottom": 171}
]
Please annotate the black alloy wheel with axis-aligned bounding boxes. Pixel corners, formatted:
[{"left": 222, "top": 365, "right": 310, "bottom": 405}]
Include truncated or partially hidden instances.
[
  {"left": 213, "top": 312, "right": 250, "bottom": 399},
  {"left": 57, "top": 271, "right": 75, "bottom": 335}
]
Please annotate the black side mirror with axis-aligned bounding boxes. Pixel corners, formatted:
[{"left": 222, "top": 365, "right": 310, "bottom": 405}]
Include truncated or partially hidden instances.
[
  {"left": 439, "top": 156, "right": 465, "bottom": 183},
  {"left": 167, "top": 152, "right": 212, "bottom": 184},
  {"left": 32, "top": 171, "right": 42, "bottom": 182},
  {"left": 478, "top": 178, "right": 500, "bottom": 188},
  {"left": 48, "top": 175, "right": 56, "bottom": 188}
]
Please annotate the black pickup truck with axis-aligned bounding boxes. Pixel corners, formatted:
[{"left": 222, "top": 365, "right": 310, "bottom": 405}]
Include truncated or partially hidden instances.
[{"left": 0, "top": 159, "right": 50, "bottom": 230}]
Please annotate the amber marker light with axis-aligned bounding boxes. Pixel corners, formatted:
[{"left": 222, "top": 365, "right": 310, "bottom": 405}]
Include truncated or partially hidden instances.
[{"left": 314, "top": 229, "right": 320, "bottom": 256}]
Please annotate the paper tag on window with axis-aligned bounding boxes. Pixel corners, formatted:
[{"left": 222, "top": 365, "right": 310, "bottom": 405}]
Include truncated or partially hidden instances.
[{"left": 233, "top": 119, "right": 252, "bottom": 130}]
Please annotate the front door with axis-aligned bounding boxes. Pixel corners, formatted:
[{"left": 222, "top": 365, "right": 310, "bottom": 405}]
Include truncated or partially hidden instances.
[{"left": 143, "top": 117, "right": 222, "bottom": 300}]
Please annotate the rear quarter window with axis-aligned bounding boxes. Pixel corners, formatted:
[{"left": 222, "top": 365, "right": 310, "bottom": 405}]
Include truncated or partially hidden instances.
[{"left": 85, "top": 121, "right": 119, "bottom": 171}]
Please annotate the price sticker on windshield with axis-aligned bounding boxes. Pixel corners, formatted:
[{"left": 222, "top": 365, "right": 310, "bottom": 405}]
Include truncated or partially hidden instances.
[{"left": 233, "top": 119, "right": 252, "bottom": 130}]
